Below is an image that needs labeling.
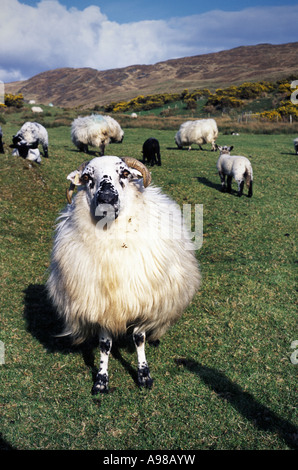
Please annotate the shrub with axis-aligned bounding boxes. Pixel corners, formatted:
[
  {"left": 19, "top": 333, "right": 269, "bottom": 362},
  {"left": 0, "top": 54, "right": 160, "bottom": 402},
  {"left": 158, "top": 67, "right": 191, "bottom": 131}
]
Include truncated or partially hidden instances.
[
  {"left": 4, "top": 93, "right": 24, "bottom": 108},
  {"left": 204, "top": 94, "right": 244, "bottom": 111},
  {"left": 277, "top": 102, "right": 298, "bottom": 120},
  {"left": 237, "top": 81, "right": 273, "bottom": 99},
  {"left": 258, "top": 110, "right": 281, "bottom": 121}
]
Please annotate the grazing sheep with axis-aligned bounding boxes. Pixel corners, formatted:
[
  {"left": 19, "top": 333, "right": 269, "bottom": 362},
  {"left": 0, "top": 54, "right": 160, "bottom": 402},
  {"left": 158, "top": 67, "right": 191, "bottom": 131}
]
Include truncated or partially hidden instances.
[
  {"left": 142, "top": 137, "right": 161, "bottom": 166},
  {"left": 13, "top": 122, "right": 48, "bottom": 158},
  {"left": 71, "top": 114, "right": 124, "bottom": 155},
  {"left": 10, "top": 138, "right": 41, "bottom": 164},
  {"left": 31, "top": 106, "right": 43, "bottom": 113},
  {"left": 175, "top": 118, "right": 218, "bottom": 151},
  {"left": 216, "top": 145, "right": 253, "bottom": 197},
  {"left": 0, "top": 126, "right": 4, "bottom": 154},
  {"left": 46, "top": 156, "right": 200, "bottom": 393},
  {"left": 294, "top": 138, "right": 298, "bottom": 154}
]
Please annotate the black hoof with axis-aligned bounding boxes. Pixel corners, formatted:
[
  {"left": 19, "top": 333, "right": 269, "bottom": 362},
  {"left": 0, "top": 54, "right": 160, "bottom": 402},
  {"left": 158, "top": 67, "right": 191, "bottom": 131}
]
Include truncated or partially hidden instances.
[
  {"left": 137, "top": 366, "right": 153, "bottom": 389},
  {"left": 91, "top": 373, "right": 109, "bottom": 394}
]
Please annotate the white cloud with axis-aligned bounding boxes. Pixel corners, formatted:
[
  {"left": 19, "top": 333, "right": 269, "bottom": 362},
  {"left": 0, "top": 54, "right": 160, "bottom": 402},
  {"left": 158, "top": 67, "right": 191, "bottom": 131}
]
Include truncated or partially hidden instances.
[{"left": 0, "top": 0, "right": 297, "bottom": 82}]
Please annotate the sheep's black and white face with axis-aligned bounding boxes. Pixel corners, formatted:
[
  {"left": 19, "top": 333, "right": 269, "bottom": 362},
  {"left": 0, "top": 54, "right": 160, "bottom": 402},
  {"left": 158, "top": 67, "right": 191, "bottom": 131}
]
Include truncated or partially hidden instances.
[
  {"left": 67, "top": 156, "right": 141, "bottom": 222},
  {"left": 218, "top": 145, "right": 233, "bottom": 155},
  {"left": 10, "top": 137, "right": 39, "bottom": 159},
  {"left": 12, "top": 134, "right": 23, "bottom": 145}
]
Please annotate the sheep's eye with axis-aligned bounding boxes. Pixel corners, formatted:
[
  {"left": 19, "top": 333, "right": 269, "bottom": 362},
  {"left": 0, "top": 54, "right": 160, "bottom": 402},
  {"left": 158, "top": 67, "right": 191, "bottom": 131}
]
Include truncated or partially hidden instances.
[
  {"left": 81, "top": 173, "right": 91, "bottom": 183},
  {"left": 121, "top": 170, "right": 130, "bottom": 179}
]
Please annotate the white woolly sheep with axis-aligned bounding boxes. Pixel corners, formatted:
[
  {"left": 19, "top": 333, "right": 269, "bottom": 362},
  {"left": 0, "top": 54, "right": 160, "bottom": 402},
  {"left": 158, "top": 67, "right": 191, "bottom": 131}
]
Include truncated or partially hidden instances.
[
  {"left": 31, "top": 106, "right": 43, "bottom": 113},
  {"left": 293, "top": 138, "right": 298, "bottom": 154},
  {"left": 46, "top": 156, "right": 200, "bottom": 393},
  {"left": 0, "top": 126, "right": 4, "bottom": 153},
  {"left": 71, "top": 114, "right": 124, "bottom": 156},
  {"left": 216, "top": 145, "right": 253, "bottom": 197},
  {"left": 13, "top": 122, "right": 49, "bottom": 158},
  {"left": 142, "top": 137, "right": 161, "bottom": 166},
  {"left": 10, "top": 138, "right": 41, "bottom": 164},
  {"left": 175, "top": 118, "right": 218, "bottom": 151}
]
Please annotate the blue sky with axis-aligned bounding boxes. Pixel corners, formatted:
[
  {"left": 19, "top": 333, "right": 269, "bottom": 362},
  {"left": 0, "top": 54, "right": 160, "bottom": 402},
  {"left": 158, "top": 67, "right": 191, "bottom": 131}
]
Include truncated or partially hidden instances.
[
  {"left": 19, "top": 0, "right": 298, "bottom": 23},
  {"left": 1, "top": 0, "right": 297, "bottom": 82}
]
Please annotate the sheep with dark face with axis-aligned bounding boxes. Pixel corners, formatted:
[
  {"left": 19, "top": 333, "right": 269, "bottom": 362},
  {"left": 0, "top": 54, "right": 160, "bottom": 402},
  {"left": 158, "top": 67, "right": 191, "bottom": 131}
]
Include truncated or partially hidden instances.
[
  {"left": 216, "top": 145, "right": 253, "bottom": 197},
  {"left": 293, "top": 138, "right": 298, "bottom": 155},
  {"left": 142, "top": 138, "right": 161, "bottom": 166},
  {"left": 71, "top": 114, "right": 124, "bottom": 155},
  {"left": 13, "top": 122, "right": 48, "bottom": 158},
  {"left": 46, "top": 156, "right": 200, "bottom": 393},
  {"left": 10, "top": 138, "right": 41, "bottom": 164}
]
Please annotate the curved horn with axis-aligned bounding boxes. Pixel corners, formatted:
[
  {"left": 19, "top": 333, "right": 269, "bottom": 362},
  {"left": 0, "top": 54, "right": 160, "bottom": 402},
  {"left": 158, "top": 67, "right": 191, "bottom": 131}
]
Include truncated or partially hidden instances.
[
  {"left": 121, "top": 157, "right": 151, "bottom": 187},
  {"left": 66, "top": 161, "right": 89, "bottom": 204},
  {"left": 66, "top": 183, "right": 75, "bottom": 204}
]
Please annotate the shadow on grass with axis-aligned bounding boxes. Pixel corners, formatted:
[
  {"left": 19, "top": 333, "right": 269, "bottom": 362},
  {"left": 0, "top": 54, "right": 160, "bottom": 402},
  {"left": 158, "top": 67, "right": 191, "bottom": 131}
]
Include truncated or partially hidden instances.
[
  {"left": 23, "top": 284, "right": 141, "bottom": 388},
  {"left": 24, "top": 284, "right": 75, "bottom": 353},
  {"left": 196, "top": 177, "right": 252, "bottom": 198},
  {"left": 196, "top": 176, "right": 222, "bottom": 192},
  {"left": 0, "top": 433, "right": 16, "bottom": 450},
  {"left": 175, "top": 358, "right": 298, "bottom": 450},
  {"left": 165, "top": 147, "right": 216, "bottom": 152},
  {"left": 69, "top": 148, "right": 101, "bottom": 156},
  {"left": 23, "top": 284, "right": 100, "bottom": 379}
]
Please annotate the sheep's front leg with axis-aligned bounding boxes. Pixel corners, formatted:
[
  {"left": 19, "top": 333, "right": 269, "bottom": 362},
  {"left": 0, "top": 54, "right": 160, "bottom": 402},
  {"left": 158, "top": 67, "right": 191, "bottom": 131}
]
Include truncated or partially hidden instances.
[
  {"left": 237, "top": 180, "right": 244, "bottom": 197},
  {"left": 248, "top": 181, "right": 253, "bottom": 198},
  {"left": 219, "top": 172, "right": 226, "bottom": 191},
  {"left": 133, "top": 330, "right": 153, "bottom": 389},
  {"left": 100, "top": 143, "right": 105, "bottom": 156},
  {"left": 92, "top": 330, "right": 112, "bottom": 394}
]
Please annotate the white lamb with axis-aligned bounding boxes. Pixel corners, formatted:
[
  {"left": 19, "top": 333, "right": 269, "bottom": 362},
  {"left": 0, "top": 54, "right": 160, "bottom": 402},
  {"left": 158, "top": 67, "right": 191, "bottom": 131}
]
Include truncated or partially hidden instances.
[
  {"left": 13, "top": 122, "right": 48, "bottom": 158},
  {"left": 46, "top": 156, "right": 201, "bottom": 393},
  {"left": 216, "top": 145, "right": 253, "bottom": 197},
  {"left": 175, "top": 118, "right": 218, "bottom": 151},
  {"left": 71, "top": 114, "right": 124, "bottom": 155}
]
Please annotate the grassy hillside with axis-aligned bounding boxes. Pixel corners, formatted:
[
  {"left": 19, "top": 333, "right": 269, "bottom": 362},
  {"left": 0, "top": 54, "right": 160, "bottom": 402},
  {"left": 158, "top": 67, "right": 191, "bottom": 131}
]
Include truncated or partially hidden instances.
[
  {"left": 4, "top": 43, "right": 298, "bottom": 108},
  {"left": 0, "top": 117, "right": 297, "bottom": 450},
  {"left": 103, "top": 78, "right": 298, "bottom": 123},
  {"left": 3, "top": 77, "right": 297, "bottom": 140}
]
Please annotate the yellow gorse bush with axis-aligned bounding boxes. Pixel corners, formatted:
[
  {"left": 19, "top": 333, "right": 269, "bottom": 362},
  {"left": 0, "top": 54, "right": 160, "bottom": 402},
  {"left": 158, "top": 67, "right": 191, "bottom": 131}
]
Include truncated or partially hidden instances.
[{"left": 4, "top": 93, "right": 24, "bottom": 108}]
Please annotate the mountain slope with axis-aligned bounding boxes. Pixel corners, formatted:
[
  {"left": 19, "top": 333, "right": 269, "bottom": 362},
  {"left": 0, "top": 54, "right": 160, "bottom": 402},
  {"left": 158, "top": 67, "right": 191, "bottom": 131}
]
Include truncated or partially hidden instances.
[{"left": 5, "top": 42, "right": 298, "bottom": 108}]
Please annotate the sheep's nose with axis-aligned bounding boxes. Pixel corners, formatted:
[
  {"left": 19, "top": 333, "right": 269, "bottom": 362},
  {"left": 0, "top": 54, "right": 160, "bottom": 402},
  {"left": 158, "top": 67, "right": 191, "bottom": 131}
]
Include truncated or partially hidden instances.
[{"left": 96, "top": 181, "right": 118, "bottom": 206}]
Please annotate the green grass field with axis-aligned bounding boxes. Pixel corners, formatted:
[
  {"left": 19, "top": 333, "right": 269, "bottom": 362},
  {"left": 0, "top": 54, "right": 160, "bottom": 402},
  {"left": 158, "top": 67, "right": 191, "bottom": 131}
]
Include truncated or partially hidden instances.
[{"left": 0, "top": 117, "right": 297, "bottom": 450}]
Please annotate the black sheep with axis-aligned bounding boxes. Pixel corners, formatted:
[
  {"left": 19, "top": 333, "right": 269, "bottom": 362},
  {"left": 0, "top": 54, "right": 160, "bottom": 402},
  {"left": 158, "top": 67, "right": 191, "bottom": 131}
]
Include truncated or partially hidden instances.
[{"left": 142, "top": 138, "right": 161, "bottom": 166}]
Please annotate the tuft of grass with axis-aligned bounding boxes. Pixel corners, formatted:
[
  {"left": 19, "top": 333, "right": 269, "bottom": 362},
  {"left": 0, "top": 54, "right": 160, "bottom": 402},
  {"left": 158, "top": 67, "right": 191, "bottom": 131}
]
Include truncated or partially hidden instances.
[{"left": 0, "top": 122, "right": 297, "bottom": 450}]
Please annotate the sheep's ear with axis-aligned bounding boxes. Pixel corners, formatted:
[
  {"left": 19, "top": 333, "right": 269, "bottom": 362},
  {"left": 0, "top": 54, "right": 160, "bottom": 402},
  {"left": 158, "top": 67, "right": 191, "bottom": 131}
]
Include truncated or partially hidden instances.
[
  {"left": 67, "top": 170, "right": 82, "bottom": 186},
  {"left": 66, "top": 169, "right": 83, "bottom": 204},
  {"left": 229, "top": 146, "right": 234, "bottom": 151}
]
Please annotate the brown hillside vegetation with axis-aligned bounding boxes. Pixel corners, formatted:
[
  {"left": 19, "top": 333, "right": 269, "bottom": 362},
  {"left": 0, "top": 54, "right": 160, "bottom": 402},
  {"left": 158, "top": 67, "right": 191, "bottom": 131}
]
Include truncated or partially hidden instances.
[{"left": 5, "top": 42, "right": 298, "bottom": 109}]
